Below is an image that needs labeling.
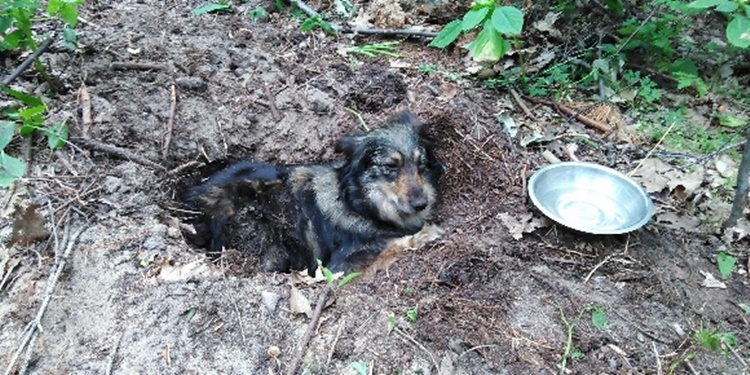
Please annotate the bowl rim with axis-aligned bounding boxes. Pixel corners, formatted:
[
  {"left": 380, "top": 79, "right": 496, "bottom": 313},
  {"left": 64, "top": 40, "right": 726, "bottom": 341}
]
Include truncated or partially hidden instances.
[{"left": 528, "top": 161, "right": 654, "bottom": 234}]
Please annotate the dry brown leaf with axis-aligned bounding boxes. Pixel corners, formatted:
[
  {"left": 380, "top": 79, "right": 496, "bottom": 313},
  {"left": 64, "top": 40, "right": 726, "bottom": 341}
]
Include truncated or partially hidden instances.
[
  {"left": 8, "top": 204, "right": 50, "bottom": 247},
  {"left": 498, "top": 212, "right": 549, "bottom": 240},
  {"left": 289, "top": 286, "right": 312, "bottom": 317}
]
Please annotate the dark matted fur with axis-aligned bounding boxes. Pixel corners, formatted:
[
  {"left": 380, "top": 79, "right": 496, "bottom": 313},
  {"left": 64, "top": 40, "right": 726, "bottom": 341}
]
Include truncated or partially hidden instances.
[{"left": 184, "top": 110, "right": 443, "bottom": 275}]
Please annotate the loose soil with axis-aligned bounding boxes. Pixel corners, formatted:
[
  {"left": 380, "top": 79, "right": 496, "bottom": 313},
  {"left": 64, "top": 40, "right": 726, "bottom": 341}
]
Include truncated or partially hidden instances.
[{"left": 1, "top": 1, "right": 749, "bottom": 375}]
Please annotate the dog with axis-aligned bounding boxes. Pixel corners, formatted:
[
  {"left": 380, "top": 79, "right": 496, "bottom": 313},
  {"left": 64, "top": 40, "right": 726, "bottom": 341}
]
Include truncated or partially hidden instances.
[{"left": 183, "top": 110, "right": 443, "bottom": 275}]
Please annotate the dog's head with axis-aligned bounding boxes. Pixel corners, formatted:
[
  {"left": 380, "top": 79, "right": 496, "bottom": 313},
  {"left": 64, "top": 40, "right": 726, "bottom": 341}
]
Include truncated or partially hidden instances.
[{"left": 336, "top": 110, "right": 443, "bottom": 234}]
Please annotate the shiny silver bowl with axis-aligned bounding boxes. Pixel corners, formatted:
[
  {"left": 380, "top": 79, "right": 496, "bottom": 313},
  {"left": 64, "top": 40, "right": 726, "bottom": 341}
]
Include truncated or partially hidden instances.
[{"left": 528, "top": 162, "right": 654, "bottom": 234}]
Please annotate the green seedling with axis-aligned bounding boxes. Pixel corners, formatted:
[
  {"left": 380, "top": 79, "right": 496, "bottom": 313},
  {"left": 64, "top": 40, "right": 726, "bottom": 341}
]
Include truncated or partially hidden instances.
[
  {"left": 716, "top": 252, "right": 737, "bottom": 278},
  {"left": 406, "top": 306, "right": 418, "bottom": 322},
  {"left": 347, "top": 40, "right": 402, "bottom": 58},
  {"left": 193, "top": 1, "right": 231, "bottom": 16},
  {"left": 351, "top": 361, "right": 367, "bottom": 375},
  {"left": 316, "top": 259, "right": 362, "bottom": 288},
  {"left": 247, "top": 7, "right": 267, "bottom": 21},
  {"left": 387, "top": 314, "right": 395, "bottom": 334},
  {"left": 343, "top": 107, "right": 370, "bottom": 132},
  {"left": 299, "top": 15, "right": 334, "bottom": 34},
  {"left": 693, "top": 328, "right": 736, "bottom": 356},
  {"left": 590, "top": 305, "right": 608, "bottom": 330}
]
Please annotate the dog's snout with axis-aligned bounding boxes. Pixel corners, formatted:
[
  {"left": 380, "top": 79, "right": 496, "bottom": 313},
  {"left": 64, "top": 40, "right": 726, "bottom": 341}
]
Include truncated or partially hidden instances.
[{"left": 409, "top": 193, "right": 428, "bottom": 212}]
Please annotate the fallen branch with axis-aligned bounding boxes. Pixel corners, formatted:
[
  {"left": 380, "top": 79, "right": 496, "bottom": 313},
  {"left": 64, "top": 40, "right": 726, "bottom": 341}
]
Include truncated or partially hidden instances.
[
  {"left": 4, "top": 225, "right": 86, "bottom": 375},
  {"left": 509, "top": 89, "right": 534, "bottom": 119},
  {"left": 162, "top": 85, "right": 177, "bottom": 159},
  {"left": 725, "top": 130, "right": 750, "bottom": 228},
  {"left": 524, "top": 97, "right": 612, "bottom": 133},
  {"left": 167, "top": 160, "right": 204, "bottom": 177},
  {"left": 110, "top": 62, "right": 168, "bottom": 71},
  {"left": 286, "top": 285, "right": 332, "bottom": 375},
  {"left": 74, "top": 137, "right": 167, "bottom": 171},
  {"left": 2, "top": 36, "right": 55, "bottom": 86}
]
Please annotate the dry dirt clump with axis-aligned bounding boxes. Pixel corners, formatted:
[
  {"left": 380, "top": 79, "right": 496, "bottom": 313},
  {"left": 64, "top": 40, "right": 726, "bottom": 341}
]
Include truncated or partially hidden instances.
[{"left": 1, "top": 0, "right": 749, "bottom": 374}]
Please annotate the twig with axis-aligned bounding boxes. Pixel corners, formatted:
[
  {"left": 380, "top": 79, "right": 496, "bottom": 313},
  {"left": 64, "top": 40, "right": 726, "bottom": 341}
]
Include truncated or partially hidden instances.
[
  {"left": 2, "top": 36, "right": 55, "bottom": 86},
  {"left": 524, "top": 97, "right": 612, "bottom": 133},
  {"left": 286, "top": 286, "right": 332, "bottom": 375},
  {"left": 725, "top": 128, "right": 750, "bottom": 228},
  {"left": 162, "top": 85, "right": 177, "bottom": 160},
  {"left": 393, "top": 328, "right": 440, "bottom": 375},
  {"left": 458, "top": 344, "right": 498, "bottom": 360},
  {"left": 509, "top": 89, "right": 534, "bottom": 119},
  {"left": 652, "top": 342, "right": 662, "bottom": 375},
  {"left": 263, "top": 84, "right": 282, "bottom": 122},
  {"left": 167, "top": 160, "right": 205, "bottom": 177},
  {"left": 699, "top": 140, "right": 744, "bottom": 163},
  {"left": 344, "top": 107, "right": 370, "bottom": 132},
  {"left": 684, "top": 359, "right": 700, "bottom": 375},
  {"left": 105, "top": 333, "right": 123, "bottom": 375},
  {"left": 4, "top": 225, "right": 86, "bottom": 375},
  {"left": 73, "top": 137, "right": 167, "bottom": 171},
  {"left": 110, "top": 62, "right": 168, "bottom": 71},
  {"left": 724, "top": 338, "right": 748, "bottom": 368},
  {"left": 583, "top": 252, "right": 617, "bottom": 284},
  {"left": 628, "top": 121, "right": 677, "bottom": 177},
  {"left": 326, "top": 318, "right": 346, "bottom": 366},
  {"left": 79, "top": 84, "right": 93, "bottom": 138}
]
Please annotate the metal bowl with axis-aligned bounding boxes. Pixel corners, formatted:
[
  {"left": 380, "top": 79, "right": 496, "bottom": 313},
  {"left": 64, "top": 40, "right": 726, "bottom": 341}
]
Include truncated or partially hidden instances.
[{"left": 528, "top": 162, "right": 653, "bottom": 234}]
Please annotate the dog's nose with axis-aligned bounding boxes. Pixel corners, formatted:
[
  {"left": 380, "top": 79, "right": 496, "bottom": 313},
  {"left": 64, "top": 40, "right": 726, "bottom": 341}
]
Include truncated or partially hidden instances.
[{"left": 410, "top": 195, "right": 428, "bottom": 212}]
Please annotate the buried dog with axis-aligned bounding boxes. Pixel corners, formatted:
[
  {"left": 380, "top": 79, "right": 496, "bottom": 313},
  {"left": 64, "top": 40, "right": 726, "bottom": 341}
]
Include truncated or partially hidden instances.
[{"left": 183, "top": 110, "right": 444, "bottom": 275}]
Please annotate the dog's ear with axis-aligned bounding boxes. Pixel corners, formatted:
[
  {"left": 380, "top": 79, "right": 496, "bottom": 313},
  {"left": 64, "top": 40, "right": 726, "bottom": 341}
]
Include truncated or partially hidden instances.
[
  {"left": 335, "top": 134, "right": 365, "bottom": 157},
  {"left": 392, "top": 110, "right": 424, "bottom": 133}
]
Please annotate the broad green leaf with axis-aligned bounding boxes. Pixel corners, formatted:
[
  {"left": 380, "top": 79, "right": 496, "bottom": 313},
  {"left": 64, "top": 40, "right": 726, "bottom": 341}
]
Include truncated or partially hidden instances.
[
  {"left": 19, "top": 105, "right": 46, "bottom": 120},
  {"left": 47, "top": 123, "right": 69, "bottom": 150},
  {"left": 192, "top": 2, "right": 231, "bottom": 16},
  {"left": 0, "top": 16, "right": 12, "bottom": 35},
  {"left": 604, "top": 0, "right": 624, "bottom": 16},
  {"left": 0, "top": 152, "right": 26, "bottom": 187},
  {"left": 591, "top": 306, "right": 608, "bottom": 330},
  {"left": 428, "top": 19, "right": 463, "bottom": 48},
  {"left": 469, "top": 23, "right": 509, "bottom": 63},
  {"left": 462, "top": 7, "right": 490, "bottom": 31},
  {"left": 0, "top": 121, "right": 14, "bottom": 150},
  {"left": 47, "top": 0, "right": 62, "bottom": 14},
  {"left": 718, "top": 115, "right": 746, "bottom": 128},
  {"left": 726, "top": 15, "right": 750, "bottom": 49},
  {"left": 490, "top": 6, "right": 524, "bottom": 35},
  {"left": 717, "top": 252, "right": 736, "bottom": 278},
  {"left": 248, "top": 7, "right": 267, "bottom": 21},
  {"left": 59, "top": 5, "right": 78, "bottom": 27},
  {"left": 0, "top": 86, "right": 44, "bottom": 107},
  {"left": 1, "top": 29, "right": 25, "bottom": 50},
  {"left": 351, "top": 362, "right": 367, "bottom": 375},
  {"left": 687, "top": 0, "right": 722, "bottom": 8},
  {"left": 715, "top": 0, "right": 738, "bottom": 13},
  {"left": 670, "top": 59, "right": 699, "bottom": 76}
]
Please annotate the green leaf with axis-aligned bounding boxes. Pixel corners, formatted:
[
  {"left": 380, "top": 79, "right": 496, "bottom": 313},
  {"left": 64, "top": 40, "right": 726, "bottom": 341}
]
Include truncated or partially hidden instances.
[
  {"left": 604, "top": 0, "right": 624, "bottom": 16},
  {"left": 670, "top": 59, "right": 699, "bottom": 76},
  {"left": 718, "top": 114, "right": 746, "bottom": 128},
  {"left": 248, "top": 7, "right": 267, "bottom": 21},
  {"left": 350, "top": 361, "right": 367, "bottom": 375},
  {"left": 193, "top": 2, "right": 231, "bottom": 16},
  {"left": 715, "top": 0, "right": 738, "bottom": 13},
  {"left": 406, "top": 307, "right": 418, "bottom": 322},
  {"left": 46, "top": 123, "right": 69, "bottom": 150},
  {"left": 428, "top": 19, "right": 463, "bottom": 48},
  {"left": 717, "top": 252, "right": 736, "bottom": 278},
  {"left": 462, "top": 7, "right": 490, "bottom": 31},
  {"left": 739, "top": 303, "right": 750, "bottom": 315},
  {"left": 687, "top": 0, "right": 722, "bottom": 9},
  {"left": 0, "top": 121, "right": 14, "bottom": 150},
  {"left": 338, "top": 271, "right": 362, "bottom": 287},
  {"left": 490, "top": 6, "right": 524, "bottom": 35},
  {"left": 0, "top": 16, "right": 13, "bottom": 35},
  {"left": 58, "top": 5, "right": 78, "bottom": 27},
  {"left": 0, "top": 86, "right": 44, "bottom": 107},
  {"left": 0, "top": 152, "right": 26, "bottom": 187},
  {"left": 726, "top": 15, "right": 750, "bottom": 49},
  {"left": 591, "top": 306, "right": 608, "bottom": 330},
  {"left": 1, "top": 29, "right": 25, "bottom": 50},
  {"left": 19, "top": 105, "right": 46, "bottom": 120},
  {"left": 469, "top": 23, "right": 509, "bottom": 63},
  {"left": 47, "top": 0, "right": 62, "bottom": 14}
]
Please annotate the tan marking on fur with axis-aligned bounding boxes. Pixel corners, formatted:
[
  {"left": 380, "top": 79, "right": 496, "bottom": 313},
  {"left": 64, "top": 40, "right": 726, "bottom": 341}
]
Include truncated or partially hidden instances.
[
  {"left": 305, "top": 166, "right": 374, "bottom": 233},
  {"left": 363, "top": 225, "right": 444, "bottom": 277}
]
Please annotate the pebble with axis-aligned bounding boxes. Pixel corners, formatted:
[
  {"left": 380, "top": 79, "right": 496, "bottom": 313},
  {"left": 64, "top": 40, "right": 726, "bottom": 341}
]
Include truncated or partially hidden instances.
[
  {"left": 261, "top": 291, "right": 280, "bottom": 313},
  {"left": 175, "top": 76, "right": 206, "bottom": 91}
]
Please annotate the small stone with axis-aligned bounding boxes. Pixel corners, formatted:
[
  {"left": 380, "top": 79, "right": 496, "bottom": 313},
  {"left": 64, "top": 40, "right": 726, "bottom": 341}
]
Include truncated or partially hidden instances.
[
  {"left": 261, "top": 291, "right": 281, "bottom": 313},
  {"left": 267, "top": 346, "right": 281, "bottom": 358},
  {"left": 167, "top": 227, "right": 181, "bottom": 238},
  {"left": 175, "top": 76, "right": 206, "bottom": 91}
]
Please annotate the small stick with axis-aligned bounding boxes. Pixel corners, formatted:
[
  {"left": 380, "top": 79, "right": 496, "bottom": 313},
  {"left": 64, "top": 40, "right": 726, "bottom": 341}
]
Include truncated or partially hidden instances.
[
  {"left": 286, "top": 286, "right": 332, "bottom": 375},
  {"left": 167, "top": 160, "right": 204, "bottom": 177},
  {"left": 525, "top": 97, "right": 612, "bottom": 133},
  {"left": 394, "top": 328, "right": 440, "bottom": 374},
  {"left": 509, "top": 89, "right": 534, "bottom": 119},
  {"left": 110, "top": 62, "right": 168, "bottom": 71},
  {"left": 326, "top": 318, "right": 346, "bottom": 366},
  {"left": 263, "top": 84, "right": 282, "bottom": 122},
  {"left": 583, "top": 252, "right": 617, "bottom": 284},
  {"left": 79, "top": 84, "right": 93, "bottom": 138},
  {"left": 105, "top": 333, "right": 123, "bottom": 375},
  {"left": 628, "top": 121, "right": 677, "bottom": 177},
  {"left": 652, "top": 342, "right": 662, "bottom": 375},
  {"left": 4, "top": 225, "right": 86, "bottom": 375},
  {"left": 2, "top": 36, "right": 55, "bottom": 86},
  {"left": 74, "top": 137, "right": 167, "bottom": 171},
  {"left": 723, "top": 338, "right": 747, "bottom": 368},
  {"left": 162, "top": 85, "right": 177, "bottom": 159}
]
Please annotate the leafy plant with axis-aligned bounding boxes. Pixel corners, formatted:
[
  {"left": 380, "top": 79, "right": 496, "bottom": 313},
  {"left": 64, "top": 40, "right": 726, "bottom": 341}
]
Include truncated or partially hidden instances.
[
  {"left": 317, "top": 259, "right": 362, "bottom": 288},
  {"left": 350, "top": 361, "right": 367, "bottom": 375},
  {"left": 387, "top": 314, "right": 395, "bottom": 334},
  {"left": 429, "top": 1, "right": 524, "bottom": 64},
  {"left": 348, "top": 40, "right": 402, "bottom": 58},
  {"left": 716, "top": 252, "right": 737, "bottom": 278},
  {"left": 590, "top": 305, "right": 608, "bottom": 330},
  {"left": 693, "top": 328, "right": 736, "bottom": 356},
  {"left": 193, "top": 1, "right": 231, "bottom": 16},
  {"left": 247, "top": 7, "right": 267, "bottom": 21},
  {"left": 299, "top": 15, "right": 334, "bottom": 34},
  {"left": 406, "top": 306, "right": 418, "bottom": 322},
  {"left": 687, "top": 0, "right": 750, "bottom": 48}
]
